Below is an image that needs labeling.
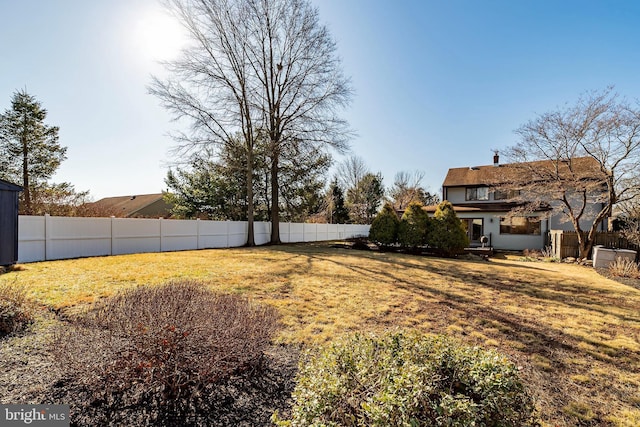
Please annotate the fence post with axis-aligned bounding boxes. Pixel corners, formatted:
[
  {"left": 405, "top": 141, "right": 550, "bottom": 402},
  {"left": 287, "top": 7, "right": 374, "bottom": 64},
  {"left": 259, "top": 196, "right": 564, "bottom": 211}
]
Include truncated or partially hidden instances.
[
  {"left": 110, "top": 216, "right": 114, "bottom": 256},
  {"left": 197, "top": 218, "right": 201, "bottom": 250},
  {"left": 44, "top": 214, "right": 50, "bottom": 261}
]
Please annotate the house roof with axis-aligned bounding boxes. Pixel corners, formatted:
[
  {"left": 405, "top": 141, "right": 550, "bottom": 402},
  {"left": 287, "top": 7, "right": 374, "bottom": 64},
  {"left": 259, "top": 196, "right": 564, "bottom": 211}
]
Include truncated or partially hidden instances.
[
  {"left": 442, "top": 156, "right": 601, "bottom": 187},
  {"left": 421, "top": 202, "right": 544, "bottom": 214},
  {"left": 0, "top": 179, "right": 23, "bottom": 192},
  {"left": 421, "top": 205, "right": 483, "bottom": 213},
  {"left": 91, "top": 193, "right": 169, "bottom": 217}
]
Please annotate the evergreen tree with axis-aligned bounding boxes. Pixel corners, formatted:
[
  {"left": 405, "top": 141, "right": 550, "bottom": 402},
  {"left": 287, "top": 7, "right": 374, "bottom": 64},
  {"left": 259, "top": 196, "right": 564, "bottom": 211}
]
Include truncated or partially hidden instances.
[
  {"left": 398, "top": 202, "right": 430, "bottom": 250},
  {"left": 164, "top": 157, "right": 247, "bottom": 220},
  {"left": 274, "top": 143, "right": 331, "bottom": 223},
  {"left": 369, "top": 202, "right": 400, "bottom": 247},
  {"left": 430, "top": 201, "right": 469, "bottom": 256},
  {"left": 326, "top": 178, "right": 349, "bottom": 224},
  {"left": 360, "top": 172, "right": 385, "bottom": 224},
  {"left": 346, "top": 172, "right": 384, "bottom": 224},
  {"left": 0, "top": 90, "right": 66, "bottom": 214}
]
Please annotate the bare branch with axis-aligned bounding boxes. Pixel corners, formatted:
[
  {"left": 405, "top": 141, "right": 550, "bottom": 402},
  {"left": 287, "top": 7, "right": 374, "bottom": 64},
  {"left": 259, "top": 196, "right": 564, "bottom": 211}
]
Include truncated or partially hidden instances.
[{"left": 500, "top": 87, "right": 640, "bottom": 257}]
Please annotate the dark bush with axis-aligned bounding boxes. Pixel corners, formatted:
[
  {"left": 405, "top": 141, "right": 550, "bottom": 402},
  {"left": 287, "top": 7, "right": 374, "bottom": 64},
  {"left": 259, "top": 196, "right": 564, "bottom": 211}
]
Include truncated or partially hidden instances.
[
  {"left": 52, "top": 279, "right": 281, "bottom": 425},
  {"left": 430, "top": 200, "right": 469, "bottom": 256},
  {"left": 398, "top": 201, "right": 430, "bottom": 250},
  {"left": 0, "top": 282, "right": 32, "bottom": 337},
  {"left": 368, "top": 202, "right": 400, "bottom": 247},
  {"left": 275, "top": 331, "right": 539, "bottom": 427}
]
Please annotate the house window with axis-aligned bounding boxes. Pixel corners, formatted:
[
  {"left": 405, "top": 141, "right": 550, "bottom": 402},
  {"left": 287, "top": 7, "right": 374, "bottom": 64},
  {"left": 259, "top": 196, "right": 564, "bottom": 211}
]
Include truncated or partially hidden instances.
[
  {"left": 500, "top": 217, "right": 541, "bottom": 235},
  {"left": 494, "top": 189, "right": 521, "bottom": 200},
  {"left": 466, "top": 187, "right": 489, "bottom": 201},
  {"left": 462, "top": 218, "right": 483, "bottom": 242}
]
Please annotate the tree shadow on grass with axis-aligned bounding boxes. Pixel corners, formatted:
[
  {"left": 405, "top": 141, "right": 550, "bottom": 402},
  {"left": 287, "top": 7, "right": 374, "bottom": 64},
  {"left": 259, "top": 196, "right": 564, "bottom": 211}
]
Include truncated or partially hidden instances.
[{"left": 271, "top": 245, "right": 640, "bottom": 426}]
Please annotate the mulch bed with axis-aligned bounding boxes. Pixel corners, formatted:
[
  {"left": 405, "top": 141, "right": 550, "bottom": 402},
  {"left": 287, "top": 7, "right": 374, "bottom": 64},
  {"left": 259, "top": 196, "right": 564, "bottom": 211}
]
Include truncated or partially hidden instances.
[
  {"left": 0, "top": 312, "right": 299, "bottom": 426},
  {"left": 596, "top": 267, "right": 640, "bottom": 290}
]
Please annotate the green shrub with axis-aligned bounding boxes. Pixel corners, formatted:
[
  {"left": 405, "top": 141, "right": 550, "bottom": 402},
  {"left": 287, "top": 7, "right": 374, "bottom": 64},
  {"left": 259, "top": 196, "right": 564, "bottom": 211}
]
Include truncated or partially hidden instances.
[
  {"left": 53, "top": 279, "right": 280, "bottom": 425},
  {"left": 430, "top": 200, "right": 469, "bottom": 256},
  {"left": 275, "top": 331, "right": 539, "bottom": 427},
  {"left": 398, "top": 202, "right": 430, "bottom": 250},
  {"left": 368, "top": 202, "right": 400, "bottom": 247},
  {"left": 0, "top": 282, "right": 32, "bottom": 337}
]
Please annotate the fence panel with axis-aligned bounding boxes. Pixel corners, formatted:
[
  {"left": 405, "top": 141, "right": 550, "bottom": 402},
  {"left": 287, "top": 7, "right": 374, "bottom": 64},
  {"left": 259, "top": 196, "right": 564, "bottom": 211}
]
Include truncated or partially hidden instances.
[
  {"left": 161, "top": 219, "right": 198, "bottom": 252},
  {"left": 227, "top": 221, "right": 248, "bottom": 247},
  {"left": 289, "top": 223, "right": 304, "bottom": 243},
  {"left": 303, "top": 224, "right": 317, "bottom": 242},
  {"left": 17, "top": 216, "right": 370, "bottom": 263},
  {"left": 198, "top": 220, "right": 230, "bottom": 248},
  {"left": 316, "top": 223, "right": 329, "bottom": 241},
  {"left": 112, "top": 218, "right": 161, "bottom": 255},
  {"left": 46, "top": 216, "right": 112, "bottom": 261},
  {"left": 279, "top": 222, "right": 291, "bottom": 243},
  {"left": 254, "top": 221, "right": 271, "bottom": 246},
  {"left": 17, "top": 216, "right": 45, "bottom": 263},
  {"left": 549, "top": 230, "right": 639, "bottom": 259}
]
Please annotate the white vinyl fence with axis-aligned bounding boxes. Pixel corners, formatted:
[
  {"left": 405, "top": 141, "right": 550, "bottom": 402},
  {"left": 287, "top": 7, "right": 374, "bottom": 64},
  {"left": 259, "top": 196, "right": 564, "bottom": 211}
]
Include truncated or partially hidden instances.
[{"left": 17, "top": 215, "right": 370, "bottom": 263}]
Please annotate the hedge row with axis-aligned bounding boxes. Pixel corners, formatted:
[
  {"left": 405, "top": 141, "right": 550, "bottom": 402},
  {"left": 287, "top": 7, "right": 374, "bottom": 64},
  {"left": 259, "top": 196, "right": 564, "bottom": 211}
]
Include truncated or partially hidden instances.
[{"left": 369, "top": 201, "right": 469, "bottom": 256}]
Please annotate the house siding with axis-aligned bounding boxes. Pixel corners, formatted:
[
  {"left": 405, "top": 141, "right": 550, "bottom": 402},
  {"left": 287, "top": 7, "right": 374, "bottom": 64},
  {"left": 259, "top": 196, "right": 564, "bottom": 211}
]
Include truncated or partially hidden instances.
[
  {"left": 441, "top": 211, "right": 547, "bottom": 251},
  {"left": 445, "top": 187, "right": 467, "bottom": 204},
  {"left": 441, "top": 156, "right": 609, "bottom": 251}
]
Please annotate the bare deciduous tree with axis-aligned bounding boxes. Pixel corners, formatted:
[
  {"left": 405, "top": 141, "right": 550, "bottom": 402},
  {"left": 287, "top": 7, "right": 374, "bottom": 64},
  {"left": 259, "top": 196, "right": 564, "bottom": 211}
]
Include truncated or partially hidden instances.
[
  {"left": 245, "top": 0, "right": 352, "bottom": 242},
  {"left": 616, "top": 200, "right": 640, "bottom": 247},
  {"left": 150, "top": 0, "right": 260, "bottom": 244},
  {"left": 336, "top": 155, "right": 384, "bottom": 223},
  {"left": 336, "top": 155, "right": 368, "bottom": 196},
  {"left": 387, "top": 170, "right": 439, "bottom": 211},
  {"left": 151, "top": 0, "right": 352, "bottom": 245},
  {"left": 500, "top": 87, "right": 640, "bottom": 258}
]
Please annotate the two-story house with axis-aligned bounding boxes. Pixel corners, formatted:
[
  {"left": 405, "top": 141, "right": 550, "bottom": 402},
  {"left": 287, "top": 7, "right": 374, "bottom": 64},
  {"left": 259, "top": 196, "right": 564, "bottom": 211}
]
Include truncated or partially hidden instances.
[{"left": 431, "top": 154, "right": 608, "bottom": 251}]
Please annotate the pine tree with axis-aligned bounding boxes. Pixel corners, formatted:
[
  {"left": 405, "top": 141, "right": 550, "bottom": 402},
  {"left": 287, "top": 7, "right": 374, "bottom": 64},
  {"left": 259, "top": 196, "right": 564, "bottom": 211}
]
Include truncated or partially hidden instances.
[
  {"left": 326, "top": 178, "right": 349, "bottom": 224},
  {"left": 430, "top": 201, "right": 469, "bottom": 256},
  {"left": 398, "top": 202, "right": 430, "bottom": 250},
  {"left": 0, "top": 90, "right": 65, "bottom": 214},
  {"left": 369, "top": 202, "right": 400, "bottom": 247}
]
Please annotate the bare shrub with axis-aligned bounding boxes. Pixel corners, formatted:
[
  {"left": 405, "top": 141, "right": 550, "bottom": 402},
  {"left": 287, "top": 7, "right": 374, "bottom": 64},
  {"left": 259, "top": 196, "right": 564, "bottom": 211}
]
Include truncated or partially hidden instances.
[
  {"left": 608, "top": 257, "right": 640, "bottom": 279},
  {"left": 52, "top": 279, "right": 280, "bottom": 425},
  {"left": 519, "top": 249, "right": 541, "bottom": 262},
  {"left": 541, "top": 245, "right": 555, "bottom": 258},
  {"left": 521, "top": 247, "right": 559, "bottom": 263},
  {"left": 0, "top": 282, "right": 33, "bottom": 337}
]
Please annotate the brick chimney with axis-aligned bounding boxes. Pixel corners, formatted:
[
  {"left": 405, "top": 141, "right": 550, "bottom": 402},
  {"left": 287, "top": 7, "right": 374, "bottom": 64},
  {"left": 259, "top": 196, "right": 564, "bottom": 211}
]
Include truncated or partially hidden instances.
[{"left": 493, "top": 151, "right": 499, "bottom": 167}]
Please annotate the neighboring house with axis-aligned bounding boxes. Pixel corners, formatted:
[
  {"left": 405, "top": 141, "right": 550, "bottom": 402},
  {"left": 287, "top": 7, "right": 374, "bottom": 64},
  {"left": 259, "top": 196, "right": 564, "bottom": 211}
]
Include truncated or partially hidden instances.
[
  {"left": 432, "top": 154, "right": 607, "bottom": 251},
  {"left": 91, "top": 193, "right": 174, "bottom": 218}
]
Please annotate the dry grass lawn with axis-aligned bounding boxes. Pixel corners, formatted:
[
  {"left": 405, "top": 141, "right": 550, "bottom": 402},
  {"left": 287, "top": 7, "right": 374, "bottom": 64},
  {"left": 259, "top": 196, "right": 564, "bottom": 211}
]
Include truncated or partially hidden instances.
[{"left": 1, "top": 242, "right": 639, "bottom": 426}]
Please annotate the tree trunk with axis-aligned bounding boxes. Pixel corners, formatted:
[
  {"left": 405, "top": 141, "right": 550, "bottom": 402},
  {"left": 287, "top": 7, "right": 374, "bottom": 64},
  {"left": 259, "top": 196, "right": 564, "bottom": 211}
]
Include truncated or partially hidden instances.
[
  {"left": 578, "top": 239, "right": 593, "bottom": 260},
  {"left": 270, "top": 152, "right": 281, "bottom": 244},
  {"left": 22, "top": 134, "right": 31, "bottom": 215},
  {"left": 245, "top": 149, "right": 255, "bottom": 247}
]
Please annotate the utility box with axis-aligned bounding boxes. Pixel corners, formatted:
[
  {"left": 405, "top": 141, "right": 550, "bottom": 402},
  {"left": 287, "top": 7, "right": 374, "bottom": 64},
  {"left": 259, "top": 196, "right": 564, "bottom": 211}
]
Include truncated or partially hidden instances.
[
  {"left": 592, "top": 245, "right": 637, "bottom": 269},
  {"left": 0, "top": 179, "right": 23, "bottom": 267}
]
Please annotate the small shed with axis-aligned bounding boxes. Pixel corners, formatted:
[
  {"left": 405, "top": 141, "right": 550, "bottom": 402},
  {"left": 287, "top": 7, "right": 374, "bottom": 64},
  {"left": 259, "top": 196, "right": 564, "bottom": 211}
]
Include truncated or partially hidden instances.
[{"left": 0, "top": 179, "right": 23, "bottom": 267}]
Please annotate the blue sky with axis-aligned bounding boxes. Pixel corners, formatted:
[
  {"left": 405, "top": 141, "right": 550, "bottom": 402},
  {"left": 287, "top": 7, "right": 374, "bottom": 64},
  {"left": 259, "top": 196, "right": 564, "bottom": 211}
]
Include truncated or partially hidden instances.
[{"left": 2, "top": 0, "right": 640, "bottom": 200}]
